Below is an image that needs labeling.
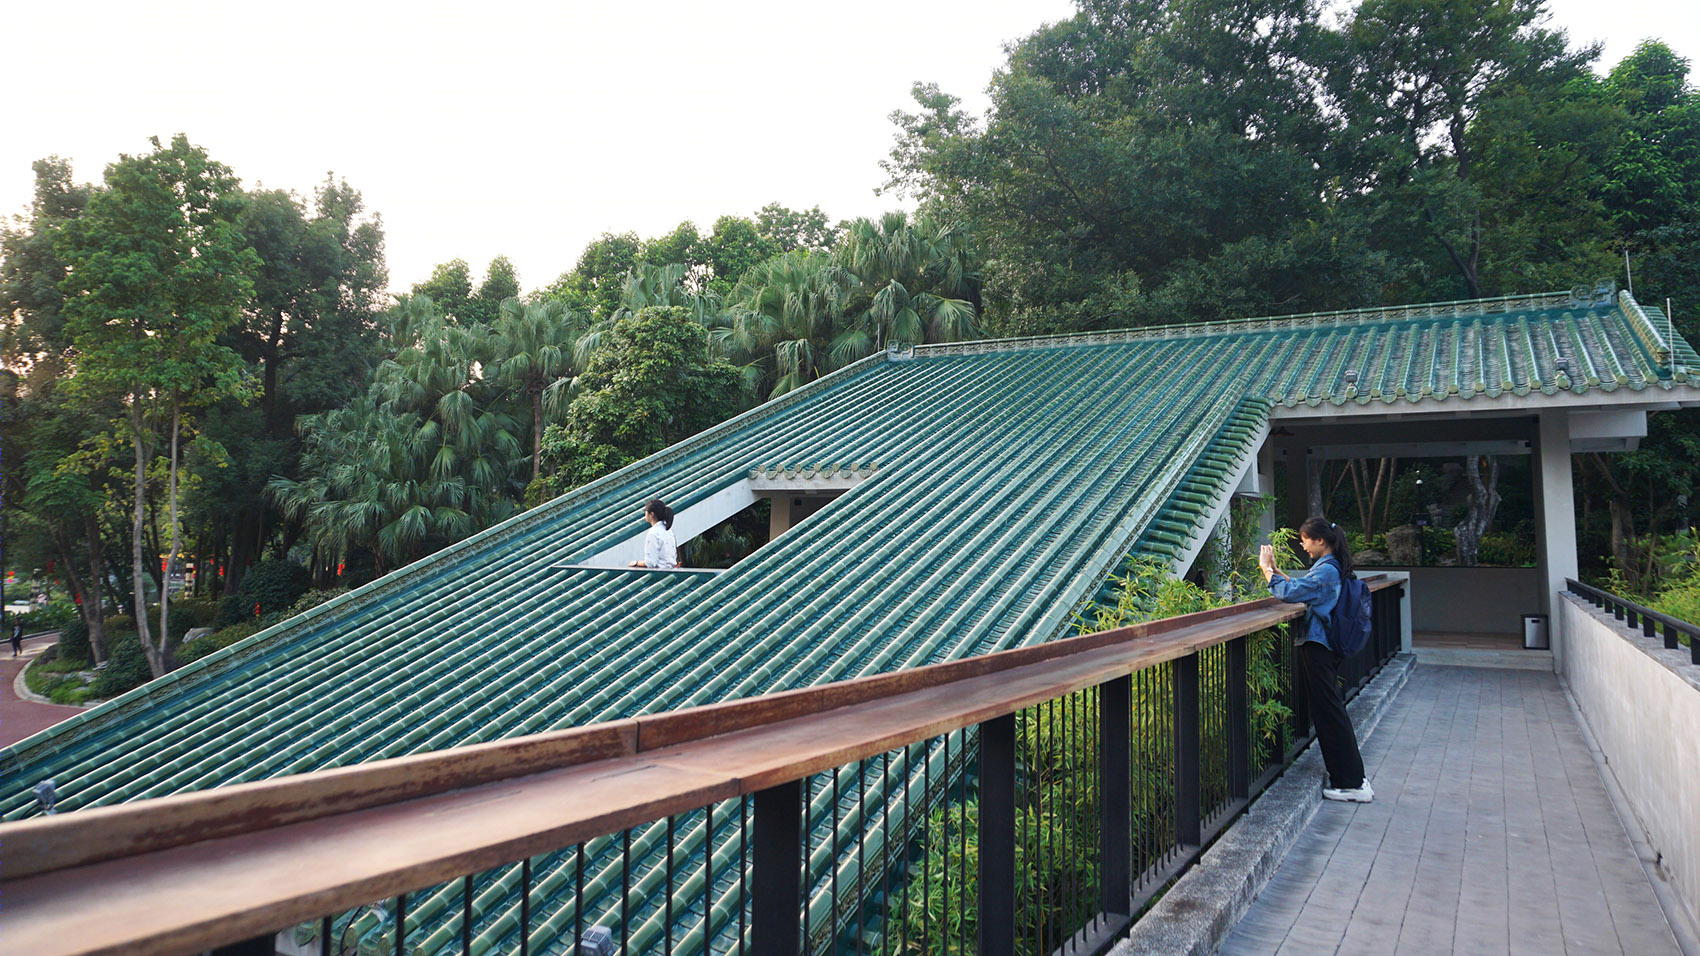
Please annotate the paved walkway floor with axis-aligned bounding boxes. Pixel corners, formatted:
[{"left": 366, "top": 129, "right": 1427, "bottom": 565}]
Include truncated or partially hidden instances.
[
  {"left": 1217, "top": 664, "right": 1684, "bottom": 956},
  {"left": 3, "top": 632, "right": 87, "bottom": 747}
]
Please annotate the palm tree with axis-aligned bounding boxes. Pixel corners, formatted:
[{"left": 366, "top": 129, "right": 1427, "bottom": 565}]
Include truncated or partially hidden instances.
[
  {"left": 489, "top": 298, "right": 586, "bottom": 483},
  {"left": 729, "top": 251, "right": 860, "bottom": 396},
  {"left": 272, "top": 297, "right": 522, "bottom": 573},
  {"left": 832, "top": 211, "right": 984, "bottom": 363}
]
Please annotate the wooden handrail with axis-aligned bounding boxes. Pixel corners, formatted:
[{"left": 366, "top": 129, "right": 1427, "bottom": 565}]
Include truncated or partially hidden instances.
[{"left": 0, "top": 578, "right": 1400, "bottom": 956}]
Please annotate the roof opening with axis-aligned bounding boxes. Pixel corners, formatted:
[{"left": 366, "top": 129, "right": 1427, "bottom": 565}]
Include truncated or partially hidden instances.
[{"left": 570, "top": 464, "right": 877, "bottom": 571}]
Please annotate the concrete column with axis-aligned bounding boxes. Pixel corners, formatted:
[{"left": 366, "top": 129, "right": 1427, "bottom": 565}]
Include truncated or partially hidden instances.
[
  {"left": 1534, "top": 410, "right": 1578, "bottom": 670},
  {"left": 768, "top": 495, "right": 792, "bottom": 539},
  {"left": 1257, "top": 442, "right": 1277, "bottom": 540}
]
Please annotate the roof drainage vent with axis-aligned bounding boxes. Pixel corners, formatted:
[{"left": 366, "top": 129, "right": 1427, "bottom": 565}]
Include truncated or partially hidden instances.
[{"left": 577, "top": 926, "right": 616, "bottom": 956}]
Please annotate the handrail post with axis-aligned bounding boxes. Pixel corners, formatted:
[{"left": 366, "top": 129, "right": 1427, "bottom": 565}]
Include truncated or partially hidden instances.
[
  {"left": 1175, "top": 653, "right": 1202, "bottom": 847},
  {"left": 979, "top": 713, "right": 1017, "bottom": 956},
  {"left": 1288, "top": 623, "right": 1310, "bottom": 748},
  {"left": 1100, "top": 675, "right": 1133, "bottom": 915},
  {"left": 1227, "top": 638, "right": 1250, "bottom": 801},
  {"left": 752, "top": 780, "right": 803, "bottom": 956}
]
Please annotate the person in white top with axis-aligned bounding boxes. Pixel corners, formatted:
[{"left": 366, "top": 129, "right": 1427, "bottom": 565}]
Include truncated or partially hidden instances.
[{"left": 629, "top": 498, "right": 679, "bottom": 569}]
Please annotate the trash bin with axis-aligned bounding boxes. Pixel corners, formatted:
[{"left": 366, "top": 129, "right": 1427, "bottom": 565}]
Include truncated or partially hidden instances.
[{"left": 1523, "top": 613, "right": 1549, "bottom": 649}]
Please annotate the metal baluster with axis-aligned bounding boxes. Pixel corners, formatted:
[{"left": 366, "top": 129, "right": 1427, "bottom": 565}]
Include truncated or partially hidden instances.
[
  {"left": 520, "top": 858, "right": 530, "bottom": 956},
  {"left": 1101, "top": 675, "right": 1132, "bottom": 918},
  {"left": 751, "top": 781, "right": 803, "bottom": 956},
  {"left": 1175, "top": 653, "right": 1202, "bottom": 848},
  {"left": 395, "top": 892, "right": 407, "bottom": 956},
  {"left": 462, "top": 874, "right": 473, "bottom": 956},
  {"left": 667, "top": 815, "right": 676, "bottom": 956},
  {"left": 978, "top": 713, "right": 1016, "bottom": 956}
]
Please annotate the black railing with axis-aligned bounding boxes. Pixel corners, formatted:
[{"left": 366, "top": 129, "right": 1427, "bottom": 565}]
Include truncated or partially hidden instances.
[
  {"left": 6, "top": 581, "right": 1407, "bottom": 956},
  {"left": 1567, "top": 578, "right": 1700, "bottom": 665}
]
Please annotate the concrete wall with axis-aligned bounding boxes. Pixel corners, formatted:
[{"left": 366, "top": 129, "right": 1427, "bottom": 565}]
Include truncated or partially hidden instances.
[
  {"left": 1360, "top": 566, "right": 1540, "bottom": 635},
  {"left": 1561, "top": 593, "right": 1700, "bottom": 932}
]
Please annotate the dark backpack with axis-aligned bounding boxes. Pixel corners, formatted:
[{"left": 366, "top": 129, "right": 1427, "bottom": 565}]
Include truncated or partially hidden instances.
[{"left": 1323, "top": 557, "right": 1373, "bottom": 657}]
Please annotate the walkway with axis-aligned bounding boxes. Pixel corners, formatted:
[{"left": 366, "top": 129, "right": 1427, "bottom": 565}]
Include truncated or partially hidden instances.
[
  {"left": 3, "top": 632, "right": 86, "bottom": 747},
  {"left": 1216, "top": 664, "right": 1686, "bottom": 956}
]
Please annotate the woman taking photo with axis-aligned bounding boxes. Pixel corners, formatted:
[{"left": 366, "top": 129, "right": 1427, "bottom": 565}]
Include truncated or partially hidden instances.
[
  {"left": 1259, "top": 517, "right": 1372, "bottom": 803},
  {"left": 629, "top": 499, "right": 679, "bottom": 569}
]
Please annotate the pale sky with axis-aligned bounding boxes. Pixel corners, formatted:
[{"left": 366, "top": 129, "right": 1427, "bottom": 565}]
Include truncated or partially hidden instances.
[{"left": 6, "top": 0, "right": 1696, "bottom": 297}]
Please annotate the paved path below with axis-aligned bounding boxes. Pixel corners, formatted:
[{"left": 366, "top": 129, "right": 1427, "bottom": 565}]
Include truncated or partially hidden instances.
[
  {"left": 1216, "top": 664, "right": 1684, "bottom": 956},
  {"left": 3, "top": 633, "right": 88, "bottom": 747}
]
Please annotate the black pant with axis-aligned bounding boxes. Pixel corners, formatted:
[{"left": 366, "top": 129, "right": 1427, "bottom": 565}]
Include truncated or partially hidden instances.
[{"left": 1300, "top": 641, "right": 1365, "bottom": 789}]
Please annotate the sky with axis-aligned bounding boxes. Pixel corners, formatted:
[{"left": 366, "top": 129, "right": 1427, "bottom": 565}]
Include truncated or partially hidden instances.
[{"left": 6, "top": 0, "right": 1697, "bottom": 298}]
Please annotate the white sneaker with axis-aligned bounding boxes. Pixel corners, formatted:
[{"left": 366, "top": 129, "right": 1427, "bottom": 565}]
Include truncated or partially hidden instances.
[{"left": 1322, "top": 780, "right": 1374, "bottom": 803}]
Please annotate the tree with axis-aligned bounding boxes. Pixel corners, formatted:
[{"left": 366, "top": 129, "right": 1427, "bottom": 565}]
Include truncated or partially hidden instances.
[
  {"left": 489, "top": 297, "right": 586, "bottom": 483},
  {"left": 56, "top": 134, "right": 257, "bottom": 677},
  {"left": 412, "top": 259, "right": 475, "bottom": 320},
  {"left": 699, "top": 216, "right": 778, "bottom": 293},
  {"left": 728, "top": 251, "right": 860, "bottom": 396},
  {"left": 533, "top": 307, "right": 741, "bottom": 497},
  {"left": 1, "top": 158, "right": 91, "bottom": 366},
  {"left": 882, "top": 0, "right": 1364, "bottom": 333},
  {"left": 271, "top": 296, "right": 523, "bottom": 575},
  {"left": 536, "top": 232, "right": 643, "bottom": 319},
  {"left": 1327, "top": 0, "right": 1605, "bottom": 299},
  {"left": 222, "top": 177, "right": 386, "bottom": 590},
  {"left": 832, "top": 211, "right": 983, "bottom": 358},
  {"left": 755, "top": 202, "right": 840, "bottom": 254},
  {"left": 471, "top": 255, "right": 520, "bottom": 324}
]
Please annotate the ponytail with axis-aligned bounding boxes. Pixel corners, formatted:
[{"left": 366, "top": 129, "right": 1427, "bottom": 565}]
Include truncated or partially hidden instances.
[
  {"left": 1299, "top": 516, "right": 1353, "bottom": 577},
  {"left": 646, "top": 498, "right": 675, "bottom": 530}
]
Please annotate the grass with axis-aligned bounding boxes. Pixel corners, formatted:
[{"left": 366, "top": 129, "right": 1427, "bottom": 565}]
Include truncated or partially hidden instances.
[{"left": 22, "top": 654, "right": 101, "bottom": 706}]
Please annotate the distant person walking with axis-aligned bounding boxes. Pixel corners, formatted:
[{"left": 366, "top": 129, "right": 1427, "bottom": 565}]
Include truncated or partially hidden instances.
[
  {"left": 11, "top": 619, "right": 23, "bottom": 657},
  {"left": 1259, "top": 517, "right": 1372, "bottom": 803},
  {"left": 629, "top": 499, "right": 679, "bottom": 569}
]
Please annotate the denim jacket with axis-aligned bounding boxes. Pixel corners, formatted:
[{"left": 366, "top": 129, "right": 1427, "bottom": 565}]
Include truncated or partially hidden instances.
[{"left": 1268, "top": 554, "right": 1342, "bottom": 650}]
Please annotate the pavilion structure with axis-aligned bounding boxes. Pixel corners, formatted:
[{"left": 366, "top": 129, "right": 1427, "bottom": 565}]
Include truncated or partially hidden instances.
[{"left": 5, "top": 286, "right": 1695, "bottom": 953}]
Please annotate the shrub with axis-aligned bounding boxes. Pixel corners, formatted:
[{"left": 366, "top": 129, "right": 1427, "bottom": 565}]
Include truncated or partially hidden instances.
[
  {"left": 57, "top": 616, "right": 92, "bottom": 668},
  {"left": 16, "top": 601, "right": 78, "bottom": 631},
  {"left": 170, "top": 597, "right": 220, "bottom": 630},
  {"left": 1649, "top": 531, "right": 1700, "bottom": 632},
  {"left": 236, "top": 560, "right": 312, "bottom": 620},
  {"left": 1477, "top": 531, "right": 1536, "bottom": 567},
  {"left": 217, "top": 594, "right": 249, "bottom": 627},
  {"left": 90, "top": 628, "right": 152, "bottom": 698},
  {"left": 176, "top": 619, "right": 266, "bottom": 665},
  {"left": 285, "top": 587, "right": 346, "bottom": 619}
]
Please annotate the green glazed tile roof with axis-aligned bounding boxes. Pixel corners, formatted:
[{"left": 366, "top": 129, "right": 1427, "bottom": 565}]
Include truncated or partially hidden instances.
[{"left": 6, "top": 290, "right": 1696, "bottom": 952}]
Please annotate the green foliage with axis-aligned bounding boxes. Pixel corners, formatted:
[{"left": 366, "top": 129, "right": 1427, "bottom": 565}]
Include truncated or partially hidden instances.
[
  {"left": 89, "top": 626, "right": 153, "bottom": 698},
  {"left": 881, "top": 553, "right": 1298, "bottom": 949},
  {"left": 532, "top": 307, "right": 741, "bottom": 499},
  {"left": 270, "top": 295, "right": 524, "bottom": 573},
  {"left": 170, "top": 597, "right": 220, "bottom": 630},
  {"left": 176, "top": 618, "right": 266, "bottom": 665},
  {"left": 286, "top": 587, "right": 346, "bottom": 618},
  {"left": 56, "top": 616, "right": 91, "bottom": 667},
  {"left": 15, "top": 600, "right": 77, "bottom": 631},
  {"left": 1477, "top": 531, "right": 1537, "bottom": 567},
  {"left": 24, "top": 652, "right": 98, "bottom": 706},
  {"left": 236, "top": 560, "right": 312, "bottom": 620}
]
